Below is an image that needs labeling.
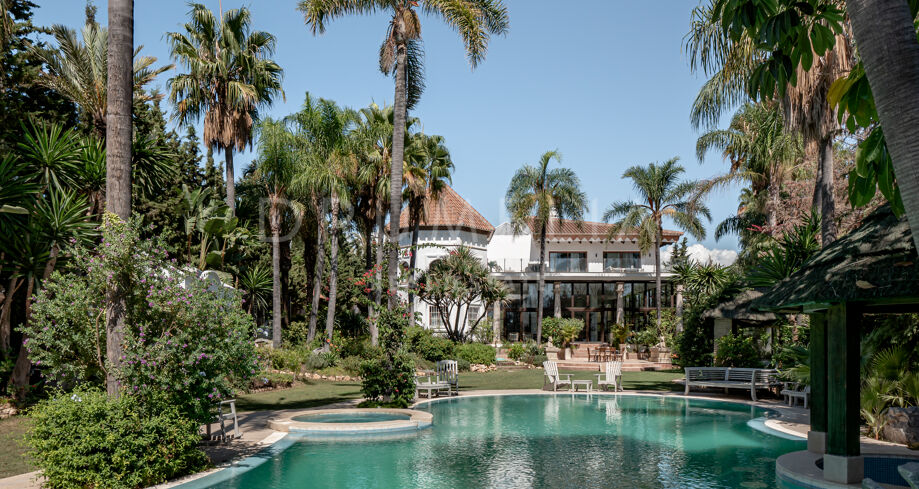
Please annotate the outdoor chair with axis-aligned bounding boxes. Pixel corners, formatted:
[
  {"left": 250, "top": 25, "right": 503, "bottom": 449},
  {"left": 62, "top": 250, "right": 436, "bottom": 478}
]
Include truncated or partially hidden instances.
[
  {"left": 436, "top": 360, "right": 459, "bottom": 396},
  {"left": 780, "top": 383, "right": 811, "bottom": 408},
  {"left": 414, "top": 375, "right": 450, "bottom": 400},
  {"left": 596, "top": 361, "right": 623, "bottom": 392},
  {"left": 542, "top": 361, "right": 573, "bottom": 391}
]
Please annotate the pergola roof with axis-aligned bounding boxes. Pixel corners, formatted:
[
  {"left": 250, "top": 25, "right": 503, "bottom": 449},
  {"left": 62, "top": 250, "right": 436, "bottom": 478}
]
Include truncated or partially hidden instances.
[
  {"left": 702, "top": 288, "right": 778, "bottom": 323},
  {"left": 754, "top": 204, "right": 919, "bottom": 313}
]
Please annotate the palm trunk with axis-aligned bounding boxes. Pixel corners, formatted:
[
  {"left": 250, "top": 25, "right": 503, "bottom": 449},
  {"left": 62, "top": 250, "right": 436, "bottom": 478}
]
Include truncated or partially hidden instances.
[
  {"left": 847, "top": 0, "right": 919, "bottom": 252},
  {"left": 407, "top": 213, "right": 420, "bottom": 321},
  {"left": 42, "top": 242, "right": 60, "bottom": 282},
  {"left": 307, "top": 198, "right": 328, "bottom": 343},
  {"left": 817, "top": 136, "right": 837, "bottom": 245},
  {"left": 323, "top": 191, "right": 341, "bottom": 350},
  {"left": 536, "top": 225, "right": 547, "bottom": 345},
  {"left": 270, "top": 200, "right": 282, "bottom": 348},
  {"left": 370, "top": 196, "right": 385, "bottom": 346},
  {"left": 9, "top": 276, "right": 35, "bottom": 400},
  {"left": 225, "top": 146, "right": 236, "bottom": 215},
  {"left": 767, "top": 179, "right": 779, "bottom": 230},
  {"left": 105, "top": 0, "right": 132, "bottom": 398},
  {"left": 387, "top": 40, "right": 408, "bottom": 307},
  {"left": 0, "top": 275, "right": 20, "bottom": 353},
  {"left": 654, "top": 226, "right": 663, "bottom": 333}
]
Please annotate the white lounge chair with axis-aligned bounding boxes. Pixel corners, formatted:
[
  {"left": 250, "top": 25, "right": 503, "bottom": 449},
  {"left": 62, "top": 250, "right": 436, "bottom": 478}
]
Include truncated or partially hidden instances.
[
  {"left": 780, "top": 383, "right": 811, "bottom": 408},
  {"left": 542, "top": 361, "right": 573, "bottom": 391},
  {"left": 596, "top": 361, "right": 623, "bottom": 392},
  {"left": 436, "top": 360, "right": 459, "bottom": 396}
]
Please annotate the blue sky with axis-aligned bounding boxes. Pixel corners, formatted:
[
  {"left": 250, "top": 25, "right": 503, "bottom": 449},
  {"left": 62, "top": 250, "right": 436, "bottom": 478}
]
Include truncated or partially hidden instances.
[{"left": 34, "top": 0, "right": 741, "bottom": 251}]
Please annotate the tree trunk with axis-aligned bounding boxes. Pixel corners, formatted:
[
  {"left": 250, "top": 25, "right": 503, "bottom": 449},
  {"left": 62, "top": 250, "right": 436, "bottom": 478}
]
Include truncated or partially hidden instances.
[
  {"left": 308, "top": 197, "right": 328, "bottom": 343},
  {"left": 270, "top": 201, "right": 282, "bottom": 348},
  {"left": 324, "top": 192, "right": 341, "bottom": 350},
  {"left": 280, "top": 239, "right": 291, "bottom": 329},
  {"left": 817, "top": 136, "right": 837, "bottom": 245},
  {"left": 104, "top": 0, "right": 133, "bottom": 398},
  {"left": 654, "top": 225, "right": 663, "bottom": 331},
  {"left": 42, "top": 242, "right": 60, "bottom": 282},
  {"left": 536, "top": 225, "right": 547, "bottom": 345},
  {"left": 847, "top": 0, "right": 919, "bottom": 253},
  {"left": 767, "top": 178, "right": 779, "bottom": 230},
  {"left": 387, "top": 40, "right": 408, "bottom": 308},
  {"left": 9, "top": 276, "right": 35, "bottom": 400},
  {"left": 370, "top": 196, "right": 385, "bottom": 346},
  {"left": 0, "top": 275, "right": 20, "bottom": 353},
  {"left": 407, "top": 214, "right": 420, "bottom": 321},
  {"left": 225, "top": 146, "right": 236, "bottom": 215}
]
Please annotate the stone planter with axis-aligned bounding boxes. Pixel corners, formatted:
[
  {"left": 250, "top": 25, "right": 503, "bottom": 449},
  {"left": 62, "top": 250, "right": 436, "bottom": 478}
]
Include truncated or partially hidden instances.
[{"left": 545, "top": 346, "right": 560, "bottom": 361}]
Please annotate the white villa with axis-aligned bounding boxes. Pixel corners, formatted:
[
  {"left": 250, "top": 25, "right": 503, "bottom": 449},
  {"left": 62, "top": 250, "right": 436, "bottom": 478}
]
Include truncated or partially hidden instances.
[{"left": 394, "top": 186, "right": 683, "bottom": 343}]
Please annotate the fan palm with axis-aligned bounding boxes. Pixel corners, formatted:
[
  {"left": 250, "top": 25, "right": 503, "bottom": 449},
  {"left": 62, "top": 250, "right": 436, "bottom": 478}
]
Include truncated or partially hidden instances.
[
  {"left": 604, "top": 158, "right": 711, "bottom": 331},
  {"left": 167, "top": 3, "right": 284, "bottom": 215},
  {"left": 253, "top": 117, "right": 302, "bottom": 348},
  {"left": 404, "top": 133, "right": 453, "bottom": 318},
  {"left": 506, "top": 150, "right": 587, "bottom": 344},
  {"left": 34, "top": 22, "right": 170, "bottom": 138},
  {"left": 299, "top": 0, "right": 509, "bottom": 300}
]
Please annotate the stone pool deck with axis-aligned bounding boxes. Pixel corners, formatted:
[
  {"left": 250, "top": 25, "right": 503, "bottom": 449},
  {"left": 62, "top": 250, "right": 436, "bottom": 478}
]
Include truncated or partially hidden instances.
[{"left": 1, "top": 390, "right": 915, "bottom": 489}]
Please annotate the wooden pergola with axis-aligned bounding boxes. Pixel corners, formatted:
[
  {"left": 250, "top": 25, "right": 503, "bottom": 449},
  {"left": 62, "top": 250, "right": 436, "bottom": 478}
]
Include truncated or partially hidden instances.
[{"left": 753, "top": 204, "right": 919, "bottom": 484}]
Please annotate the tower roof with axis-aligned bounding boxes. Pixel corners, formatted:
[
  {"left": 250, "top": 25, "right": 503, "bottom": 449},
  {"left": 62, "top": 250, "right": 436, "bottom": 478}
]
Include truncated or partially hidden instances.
[{"left": 397, "top": 185, "right": 494, "bottom": 234}]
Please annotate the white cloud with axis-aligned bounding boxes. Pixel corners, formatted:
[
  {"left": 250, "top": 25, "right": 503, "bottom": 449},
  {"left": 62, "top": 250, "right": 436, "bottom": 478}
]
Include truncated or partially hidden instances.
[{"left": 661, "top": 243, "right": 738, "bottom": 266}]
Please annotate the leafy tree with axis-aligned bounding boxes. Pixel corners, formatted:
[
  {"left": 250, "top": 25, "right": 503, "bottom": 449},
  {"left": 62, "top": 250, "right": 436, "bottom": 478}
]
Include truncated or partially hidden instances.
[
  {"left": 505, "top": 150, "right": 587, "bottom": 345},
  {"left": 167, "top": 3, "right": 284, "bottom": 214},
  {"left": 667, "top": 237, "right": 690, "bottom": 269},
  {"left": 298, "top": 0, "right": 509, "bottom": 299},
  {"left": 604, "top": 157, "right": 710, "bottom": 330}
]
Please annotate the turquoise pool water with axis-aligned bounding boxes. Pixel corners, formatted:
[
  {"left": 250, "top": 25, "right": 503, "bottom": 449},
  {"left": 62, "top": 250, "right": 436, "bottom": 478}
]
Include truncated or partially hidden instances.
[
  {"left": 291, "top": 412, "right": 411, "bottom": 423},
  {"left": 183, "top": 395, "right": 803, "bottom": 488}
]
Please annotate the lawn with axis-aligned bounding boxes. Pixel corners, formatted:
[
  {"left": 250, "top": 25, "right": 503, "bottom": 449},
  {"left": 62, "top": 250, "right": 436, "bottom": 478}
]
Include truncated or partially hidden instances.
[{"left": 0, "top": 416, "right": 33, "bottom": 479}]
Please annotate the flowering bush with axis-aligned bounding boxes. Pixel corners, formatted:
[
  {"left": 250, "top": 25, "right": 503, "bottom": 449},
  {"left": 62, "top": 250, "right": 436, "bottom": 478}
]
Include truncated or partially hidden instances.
[{"left": 25, "top": 215, "right": 258, "bottom": 423}]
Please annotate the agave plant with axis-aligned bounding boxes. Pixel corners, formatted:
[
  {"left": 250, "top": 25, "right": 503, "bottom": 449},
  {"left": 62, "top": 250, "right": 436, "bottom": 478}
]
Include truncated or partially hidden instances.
[{"left": 238, "top": 264, "right": 272, "bottom": 317}]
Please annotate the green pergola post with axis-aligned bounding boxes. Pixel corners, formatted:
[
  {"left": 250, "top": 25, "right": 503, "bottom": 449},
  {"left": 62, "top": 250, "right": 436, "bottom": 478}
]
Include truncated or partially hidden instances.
[
  {"left": 808, "top": 312, "right": 827, "bottom": 453},
  {"left": 824, "top": 303, "right": 862, "bottom": 484}
]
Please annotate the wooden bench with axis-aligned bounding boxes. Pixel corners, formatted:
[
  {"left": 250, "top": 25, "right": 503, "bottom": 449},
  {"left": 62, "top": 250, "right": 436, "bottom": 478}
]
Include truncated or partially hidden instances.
[{"left": 683, "top": 367, "right": 780, "bottom": 401}]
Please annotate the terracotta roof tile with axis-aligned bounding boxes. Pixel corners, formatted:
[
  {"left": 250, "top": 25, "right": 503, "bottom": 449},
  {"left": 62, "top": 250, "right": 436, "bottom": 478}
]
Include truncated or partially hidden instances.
[
  {"left": 397, "top": 185, "right": 494, "bottom": 234},
  {"left": 526, "top": 217, "right": 682, "bottom": 243}
]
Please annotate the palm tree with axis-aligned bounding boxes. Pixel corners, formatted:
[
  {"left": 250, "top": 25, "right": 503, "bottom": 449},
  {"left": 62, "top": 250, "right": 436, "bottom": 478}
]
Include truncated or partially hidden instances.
[
  {"left": 34, "top": 21, "right": 170, "bottom": 139},
  {"left": 403, "top": 133, "right": 453, "bottom": 319},
  {"left": 603, "top": 157, "right": 710, "bottom": 331},
  {"left": 167, "top": 3, "right": 284, "bottom": 215},
  {"left": 294, "top": 95, "right": 357, "bottom": 349},
  {"left": 254, "top": 117, "right": 301, "bottom": 348},
  {"left": 846, "top": 0, "right": 919, "bottom": 253},
  {"left": 103, "top": 0, "right": 133, "bottom": 397},
  {"left": 684, "top": 1, "right": 851, "bottom": 245},
  {"left": 298, "top": 0, "right": 509, "bottom": 301},
  {"left": 695, "top": 102, "right": 802, "bottom": 231},
  {"left": 505, "top": 151, "right": 587, "bottom": 345}
]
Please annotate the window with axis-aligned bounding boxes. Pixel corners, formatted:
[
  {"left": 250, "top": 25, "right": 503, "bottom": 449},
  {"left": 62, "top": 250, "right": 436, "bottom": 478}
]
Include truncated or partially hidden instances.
[
  {"left": 429, "top": 306, "right": 445, "bottom": 330},
  {"left": 466, "top": 305, "right": 480, "bottom": 325},
  {"left": 549, "top": 252, "right": 587, "bottom": 272},
  {"left": 604, "top": 252, "right": 641, "bottom": 269}
]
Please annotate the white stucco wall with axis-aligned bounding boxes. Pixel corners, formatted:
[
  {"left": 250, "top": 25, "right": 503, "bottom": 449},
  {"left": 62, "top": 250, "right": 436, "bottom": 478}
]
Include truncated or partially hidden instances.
[{"left": 486, "top": 222, "right": 532, "bottom": 272}]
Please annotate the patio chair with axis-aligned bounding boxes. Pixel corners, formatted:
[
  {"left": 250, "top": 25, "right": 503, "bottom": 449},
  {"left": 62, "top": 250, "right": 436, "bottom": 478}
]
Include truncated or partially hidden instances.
[
  {"left": 542, "top": 361, "right": 573, "bottom": 391},
  {"left": 436, "top": 360, "right": 459, "bottom": 396},
  {"left": 596, "top": 361, "right": 623, "bottom": 392},
  {"left": 780, "top": 383, "right": 811, "bottom": 408},
  {"left": 414, "top": 375, "right": 450, "bottom": 399}
]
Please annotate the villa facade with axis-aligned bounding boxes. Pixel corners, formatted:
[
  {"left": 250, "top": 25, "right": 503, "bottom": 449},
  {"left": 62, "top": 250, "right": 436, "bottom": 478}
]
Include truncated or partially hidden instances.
[{"left": 395, "top": 186, "right": 683, "bottom": 343}]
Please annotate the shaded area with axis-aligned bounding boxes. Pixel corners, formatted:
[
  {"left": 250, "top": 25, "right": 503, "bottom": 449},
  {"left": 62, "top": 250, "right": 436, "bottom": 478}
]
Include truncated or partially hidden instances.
[{"left": 0, "top": 416, "right": 33, "bottom": 479}]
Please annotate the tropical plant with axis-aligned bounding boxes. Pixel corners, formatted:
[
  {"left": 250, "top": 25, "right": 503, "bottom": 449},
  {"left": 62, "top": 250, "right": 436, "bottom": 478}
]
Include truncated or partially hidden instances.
[
  {"left": 238, "top": 263, "right": 272, "bottom": 319},
  {"left": 604, "top": 157, "right": 710, "bottom": 330},
  {"left": 505, "top": 150, "right": 587, "bottom": 345},
  {"left": 746, "top": 210, "right": 821, "bottom": 287},
  {"left": 299, "top": 0, "right": 510, "bottom": 297},
  {"left": 18, "top": 120, "right": 81, "bottom": 192},
  {"left": 167, "top": 3, "right": 284, "bottom": 214},
  {"left": 0, "top": 154, "right": 37, "bottom": 215},
  {"left": 33, "top": 20, "right": 170, "bottom": 137}
]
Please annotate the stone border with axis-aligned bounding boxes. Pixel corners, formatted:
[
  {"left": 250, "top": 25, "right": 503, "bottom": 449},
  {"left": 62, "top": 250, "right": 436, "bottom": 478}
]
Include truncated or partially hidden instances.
[{"left": 267, "top": 408, "right": 432, "bottom": 434}]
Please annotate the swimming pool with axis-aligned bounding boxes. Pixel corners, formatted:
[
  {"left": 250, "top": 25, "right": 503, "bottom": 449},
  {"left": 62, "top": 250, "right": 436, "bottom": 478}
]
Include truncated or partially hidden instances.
[{"left": 181, "top": 394, "right": 803, "bottom": 488}]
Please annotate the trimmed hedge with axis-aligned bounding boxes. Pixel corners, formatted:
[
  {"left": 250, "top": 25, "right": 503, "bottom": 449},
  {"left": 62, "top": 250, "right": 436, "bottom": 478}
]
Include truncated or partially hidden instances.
[{"left": 455, "top": 343, "right": 496, "bottom": 365}]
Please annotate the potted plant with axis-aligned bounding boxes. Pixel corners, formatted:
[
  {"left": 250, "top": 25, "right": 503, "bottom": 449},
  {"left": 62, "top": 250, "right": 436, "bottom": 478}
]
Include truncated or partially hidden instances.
[
  {"left": 542, "top": 318, "right": 562, "bottom": 359},
  {"left": 556, "top": 318, "right": 585, "bottom": 360}
]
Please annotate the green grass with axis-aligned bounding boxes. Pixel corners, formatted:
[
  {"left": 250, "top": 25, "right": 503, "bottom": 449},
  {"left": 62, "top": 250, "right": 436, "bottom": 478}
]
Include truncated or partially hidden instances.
[
  {"left": 236, "top": 380, "right": 363, "bottom": 411},
  {"left": 0, "top": 415, "right": 33, "bottom": 479}
]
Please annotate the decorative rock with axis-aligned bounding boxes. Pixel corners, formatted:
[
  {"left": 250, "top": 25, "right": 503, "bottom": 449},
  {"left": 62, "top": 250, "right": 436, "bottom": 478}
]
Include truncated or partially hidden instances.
[
  {"left": 0, "top": 402, "right": 18, "bottom": 419},
  {"left": 470, "top": 364, "right": 498, "bottom": 373},
  {"left": 883, "top": 406, "right": 919, "bottom": 446}
]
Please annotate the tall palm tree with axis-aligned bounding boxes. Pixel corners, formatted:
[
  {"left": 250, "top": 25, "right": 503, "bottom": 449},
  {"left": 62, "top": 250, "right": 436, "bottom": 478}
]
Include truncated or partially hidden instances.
[
  {"left": 167, "top": 3, "right": 284, "bottom": 215},
  {"left": 684, "top": 1, "right": 851, "bottom": 245},
  {"left": 846, "top": 0, "right": 919, "bottom": 253},
  {"left": 298, "top": 0, "right": 509, "bottom": 302},
  {"left": 603, "top": 158, "right": 711, "bottom": 331},
  {"left": 505, "top": 151, "right": 587, "bottom": 345},
  {"left": 696, "top": 102, "right": 802, "bottom": 231},
  {"left": 103, "top": 0, "right": 133, "bottom": 397},
  {"left": 294, "top": 95, "right": 357, "bottom": 349},
  {"left": 403, "top": 133, "right": 453, "bottom": 319},
  {"left": 254, "top": 117, "right": 301, "bottom": 348},
  {"left": 34, "top": 21, "right": 170, "bottom": 139}
]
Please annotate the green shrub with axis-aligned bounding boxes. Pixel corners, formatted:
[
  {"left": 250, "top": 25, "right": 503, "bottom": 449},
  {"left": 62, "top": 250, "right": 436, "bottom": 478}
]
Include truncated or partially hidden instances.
[
  {"left": 404, "top": 326, "right": 455, "bottom": 362},
  {"left": 557, "top": 319, "right": 585, "bottom": 347},
  {"left": 541, "top": 317, "right": 562, "bottom": 345},
  {"left": 714, "top": 334, "right": 761, "bottom": 367},
  {"left": 303, "top": 353, "right": 330, "bottom": 372},
  {"left": 455, "top": 343, "right": 496, "bottom": 365},
  {"left": 27, "top": 389, "right": 208, "bottom": 489},
  {"left": 674, "top": 323, "right": 713, "bottom": 368},
  {"left": 456, "top": 358, "right": 471, "bottom": 372},
  {"left": 359, "top": 307, "right": 415, "bottom": 407},
  {"left": 250, "top": 372, "right": 294, "bottom": 390},
  {"left": 507, "top": 342, "right": 542, "bottom": 362},
  {"left": 470, "top": 319, "right": 495, "bottom": 344},
  {"left": 506, "top": 343, "right": 527, "bottom": 361},
  {"left": 634, "top": 328, "right": 659, "bottom": 347},
  {"left": 339, "top": 355, "right": 363, "bottom": 376},
  {"left": 264, "top": 346, "right": 311, "bottom": 372},
  {"left": 283, "top": 321, "right": 311, "bottom": 346},
  {"left": 408, "top": 353, "right": 433, "bottom": 371}
]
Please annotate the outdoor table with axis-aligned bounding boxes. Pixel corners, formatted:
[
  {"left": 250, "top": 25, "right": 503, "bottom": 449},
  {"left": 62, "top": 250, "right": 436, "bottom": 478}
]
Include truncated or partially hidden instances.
[{"left": 571, "top": 380, "right": 593, "bottom": 392}]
